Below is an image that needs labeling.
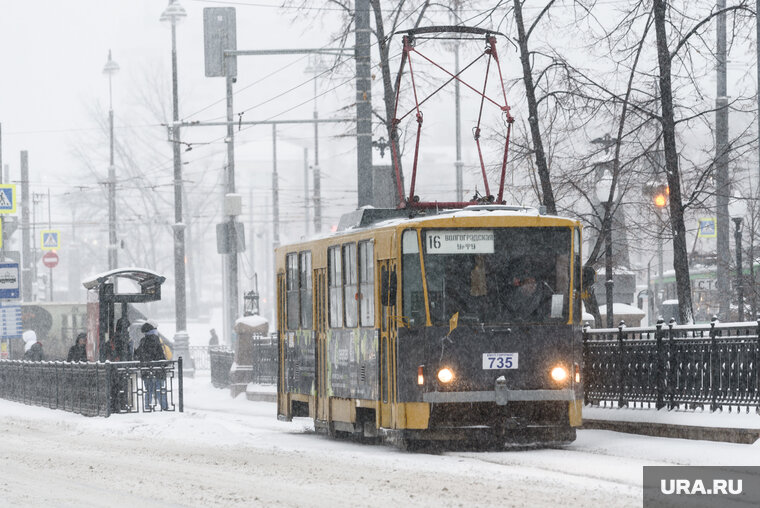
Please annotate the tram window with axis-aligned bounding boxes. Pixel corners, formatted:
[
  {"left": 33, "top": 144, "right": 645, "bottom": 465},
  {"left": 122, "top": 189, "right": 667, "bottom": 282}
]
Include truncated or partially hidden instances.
[
  {"left": 573, "top": 228, "right": 581, "bottom": 322},
  {"left": 286, "top": 253, "right": 300, "bottom": 329},
  {"left": 343, "top": 243, "right": 358, "bottom": 328},
  {"left": 300, "top": 251, "right": 313, "bottom": 329},
  {"left": 421, "top": 228, "right": 571, "bottom": 325},
  {"left": 402, "top": 230, "right": 425, "bottom": 326},
  {"left": 328, "top": 246, "right": 343, "bottom": 328},
  {"left": 358, "top": 241, "right": 374, "bottom": 327}
]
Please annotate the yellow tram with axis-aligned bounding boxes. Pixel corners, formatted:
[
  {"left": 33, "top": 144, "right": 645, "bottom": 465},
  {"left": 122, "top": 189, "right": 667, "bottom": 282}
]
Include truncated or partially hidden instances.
[{"left": 276, "top": 205, "right": 586, "bottom": 447}]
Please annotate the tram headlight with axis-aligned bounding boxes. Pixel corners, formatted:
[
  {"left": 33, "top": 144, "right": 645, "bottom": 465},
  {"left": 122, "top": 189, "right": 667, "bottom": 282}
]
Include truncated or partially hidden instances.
[
  {"left": 550, "top": 366, "right": 568, "bottom": 382},
  {"left": 437, "top": 367, "right": 455, "bottom": 384}
]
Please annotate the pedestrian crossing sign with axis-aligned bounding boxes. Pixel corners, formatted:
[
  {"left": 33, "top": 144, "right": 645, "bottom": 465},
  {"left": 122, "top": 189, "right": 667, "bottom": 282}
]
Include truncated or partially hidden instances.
[
  {"left": 0, "top": 185, "right": 16, "bottom": 214},
  {"left": 697, "top": 218, "right": 716, "bottom": 238},
  {"left": 40, "top": 230, "right": 61, "bottom": 251}
]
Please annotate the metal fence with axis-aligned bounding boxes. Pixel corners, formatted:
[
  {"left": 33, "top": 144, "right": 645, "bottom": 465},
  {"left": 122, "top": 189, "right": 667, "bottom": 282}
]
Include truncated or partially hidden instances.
[
  {"left": 0, "top": 358, "right": 184, "bottom": 417},
  {"left": 583, "top": 318, "right": 760, "bottom": 413},
  {"left": 209, "top": 348, "right": 234, "bottom": 388},
  {"left": 202, "top": 335, "right": 277, "bottom": 388},
  {"left": 248, "top": 334, "right": 278, "bottom": 385}
]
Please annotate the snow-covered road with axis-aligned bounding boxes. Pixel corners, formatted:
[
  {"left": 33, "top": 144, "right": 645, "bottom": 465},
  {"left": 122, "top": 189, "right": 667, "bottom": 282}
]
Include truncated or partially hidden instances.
[{"left": 0, "top": 375, "right": 757, "bottom": 507}]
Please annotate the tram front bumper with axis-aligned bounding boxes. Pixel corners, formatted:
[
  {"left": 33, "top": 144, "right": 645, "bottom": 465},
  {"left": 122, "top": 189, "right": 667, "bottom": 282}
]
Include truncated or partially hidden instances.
[{"left": 422, "top": 378, "right": 576, "bottom": 405}]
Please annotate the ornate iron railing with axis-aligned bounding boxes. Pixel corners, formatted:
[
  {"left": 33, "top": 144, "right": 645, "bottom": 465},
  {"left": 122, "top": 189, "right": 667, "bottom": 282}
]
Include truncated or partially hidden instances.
[
  {"left": 249, "top": 334, "right": 277, "bottom": 385},
  {"left": 583, "top": 318, "right": 760, "bottom": 412},
  {"left": 189, "top": 346, "right": 212, "bottom": 370},
  {"left": 0, "top": 358, "right": 184, "bottom": 417},
  {"left": 205, "top": 334, "right": 278, "bottom": 388}
]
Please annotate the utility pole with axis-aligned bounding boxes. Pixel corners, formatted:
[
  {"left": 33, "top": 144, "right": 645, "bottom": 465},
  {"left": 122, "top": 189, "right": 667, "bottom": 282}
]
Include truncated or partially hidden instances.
[
  {"left": 453, "top": 2, "right": 464, "bottom": 202},
  {"left": 224, "top": 52, "right": 239, "bottom": 348},
  {"left": 103, "top": 50, "right": 119, "bottom": 271},
  {"left": 303, "top": 148, "right": 309, "bottom": 236},
  {"left": 272, "top": 124, "right": 280, "bottom": 249},
  {"left": 355, "top": 0, "right": 373, "bottom": 206},
  {"left": 161, "top": 0, "right": 192, "bottom": 374},
  {"left": 307, "top": 56, "right": 324, "bottom": 233},
  {"left": 20, "top": 152, "right": 31, "bottom": 302},
  {"left": 248, "top": 184, "right": 255, "bottom": 291},
  {"left": 454, "top": 42, "right": 464, "bottom": 202},
  {"left": 32, "top": 192, "right": 44, "bottom": 301},
  {"left": 715, "top": 0, "right": 731, "bottom": 320}
]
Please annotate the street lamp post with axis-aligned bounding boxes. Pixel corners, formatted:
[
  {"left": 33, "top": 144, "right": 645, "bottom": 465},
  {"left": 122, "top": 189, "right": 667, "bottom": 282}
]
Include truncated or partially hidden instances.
[
  {"left": 595, "top": 170, "right": 614, "bottom": 328},
  {"left": 102, "top": 50, "right": 119, "bottom": 271},
  {"left": 161, "top": 0, "right": 193, "bottom": 375},
  {"left": 729, "top": 197, "right": 747, "bottom": 321}
]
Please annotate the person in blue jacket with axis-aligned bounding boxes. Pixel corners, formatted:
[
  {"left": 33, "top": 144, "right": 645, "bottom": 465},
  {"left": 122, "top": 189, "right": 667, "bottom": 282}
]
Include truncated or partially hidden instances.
[{"left": 134, "top": 321, "right": 168, "bottom": 410}]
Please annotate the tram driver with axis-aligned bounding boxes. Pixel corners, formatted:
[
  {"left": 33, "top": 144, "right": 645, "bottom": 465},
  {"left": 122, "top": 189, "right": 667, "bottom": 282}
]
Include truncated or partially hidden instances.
[{"left": 510, "top": 273, "right": 550, "bottom": 322}]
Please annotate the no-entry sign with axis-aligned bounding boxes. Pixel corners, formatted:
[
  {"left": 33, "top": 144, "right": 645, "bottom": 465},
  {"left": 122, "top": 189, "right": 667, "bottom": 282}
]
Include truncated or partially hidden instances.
[{"left": 42, "top": 251, "right": 59, "bottom": 268}]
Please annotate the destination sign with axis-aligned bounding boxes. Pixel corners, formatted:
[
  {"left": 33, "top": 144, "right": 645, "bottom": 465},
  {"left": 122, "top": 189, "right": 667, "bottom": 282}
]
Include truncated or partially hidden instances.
[{"left": 425, "top": 230, "right": 494, "bottom": 254}]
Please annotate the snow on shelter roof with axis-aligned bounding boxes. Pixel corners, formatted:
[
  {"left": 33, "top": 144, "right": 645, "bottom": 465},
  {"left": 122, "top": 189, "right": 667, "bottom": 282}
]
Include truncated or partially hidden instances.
[{"left": 82, "top": 267, "right": 165, "bottom": 291}]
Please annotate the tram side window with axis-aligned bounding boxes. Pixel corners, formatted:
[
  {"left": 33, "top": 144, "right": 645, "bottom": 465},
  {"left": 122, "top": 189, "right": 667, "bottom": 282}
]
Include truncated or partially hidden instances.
[
  {"left": 286, "top": 253, "right": 300, "bottom": 329},
  {"left": 328, "top": 246, "right": 343, "bottom": 328},
  {"left": 573, "top": 229, "right": 581, "bottom": 321},
  {"left": 343, "top": 243, "right": 358, "bottom": 328},
  {"left": 358, "top": 241, "right": 374, "bottom": 327},
  {"left": 300, "top": 251, "right": 313, "bottom": 329},
  {"left": 402, "top": 230, "right": 425, "bottom": 326}
]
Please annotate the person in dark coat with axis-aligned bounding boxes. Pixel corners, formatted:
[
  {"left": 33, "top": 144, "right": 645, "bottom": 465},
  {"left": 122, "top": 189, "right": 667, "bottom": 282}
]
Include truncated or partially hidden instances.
[
  {"left": 208, "top": 328, "right": 219, "bottom": 346},
  {"left": 67, "top": 332, "right": 88, "bottom": 362},
  {"left": 22, "top": 330, "right": 44, "bottom": 361},
  {"left": 134, "top": 321, "right": 167, "bottom": 410}
]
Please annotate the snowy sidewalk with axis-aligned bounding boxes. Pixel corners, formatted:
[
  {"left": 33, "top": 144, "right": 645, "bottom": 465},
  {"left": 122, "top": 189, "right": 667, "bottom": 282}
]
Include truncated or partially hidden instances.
[{"left": 583, "top": 404, "right": 760, "bottom": 444}]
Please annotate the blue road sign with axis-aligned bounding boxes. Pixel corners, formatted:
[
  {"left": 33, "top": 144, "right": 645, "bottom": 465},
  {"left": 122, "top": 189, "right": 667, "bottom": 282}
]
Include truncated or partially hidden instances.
[
  {"left": 0, "top": 303, "right": 22, "bottom": 339},
  {"left": 41, "top": 230, "right": 61, "bottom": 251},
  {"left": 0, "top": 263, "right": 19, "bottom": 299},
  {"left": 698, "top": 218, "right": 716, "bottom": 238},
  {"left": 0, "top": 185, "right": 16, "bottom": 214}
]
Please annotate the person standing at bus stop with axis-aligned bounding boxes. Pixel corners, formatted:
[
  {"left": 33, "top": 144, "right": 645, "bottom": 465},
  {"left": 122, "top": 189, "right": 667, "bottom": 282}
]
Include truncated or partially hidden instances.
[
  {"left": 135, "top": 321, "right": 168, "bottom": 410},
  {"left": 208, "top": 328, "right": 219, "bottom": 346},
  {"left": 22, "top": 330, "right": 44, "bottom": 361},
  {"left": 67, "top": 333, "right": 88, "bottom": 362}
]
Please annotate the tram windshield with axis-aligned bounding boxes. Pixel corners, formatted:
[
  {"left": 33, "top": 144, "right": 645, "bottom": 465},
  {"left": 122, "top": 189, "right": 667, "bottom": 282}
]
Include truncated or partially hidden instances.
[{"left": 402, "top": 228, "right": 572, "bottom": 326}]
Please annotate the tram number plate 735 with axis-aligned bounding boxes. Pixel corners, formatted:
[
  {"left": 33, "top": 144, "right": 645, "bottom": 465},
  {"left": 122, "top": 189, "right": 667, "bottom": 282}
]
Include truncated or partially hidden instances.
[{"left": 482, "top": 353, "right": 518, "bottom": 370}]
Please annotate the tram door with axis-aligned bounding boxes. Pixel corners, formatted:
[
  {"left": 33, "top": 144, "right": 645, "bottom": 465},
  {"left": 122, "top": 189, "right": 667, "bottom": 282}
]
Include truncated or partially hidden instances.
[
  {"left": 314, "top": 268, "right": 329, "bottom": 422},
  {"left": 378, "top": 259, "right": 398, "bottom": 429},
  {"left": 276, "top": 273, "right": 287, "bottom": 417}
]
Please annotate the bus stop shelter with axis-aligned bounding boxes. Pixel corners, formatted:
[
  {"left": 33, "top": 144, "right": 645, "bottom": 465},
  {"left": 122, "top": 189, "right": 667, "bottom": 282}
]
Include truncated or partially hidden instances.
[{"left": 82, "top": 268, "right": 165, "bottom": 362}]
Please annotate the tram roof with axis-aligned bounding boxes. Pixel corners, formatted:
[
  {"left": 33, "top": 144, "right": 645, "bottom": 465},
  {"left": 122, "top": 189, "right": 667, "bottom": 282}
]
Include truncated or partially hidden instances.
[
  {"left": 283, "top": 205, "right": 580, "bottom": 249},
  {"left": 343, "top": 205, "right": 579, "bottom": 230}
]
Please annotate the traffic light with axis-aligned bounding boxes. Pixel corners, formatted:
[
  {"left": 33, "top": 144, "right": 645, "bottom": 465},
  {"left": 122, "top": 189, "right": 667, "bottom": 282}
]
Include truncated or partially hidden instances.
[{"left": 644, "top": 182, "right": 669, "bottom": 208}]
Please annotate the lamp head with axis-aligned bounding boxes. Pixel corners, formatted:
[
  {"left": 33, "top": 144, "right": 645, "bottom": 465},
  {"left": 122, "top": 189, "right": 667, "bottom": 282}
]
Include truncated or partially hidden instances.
[
  {"left": 102, "top": 50, "right": 120, "bottom": 76},
  {"left": 160, "top": 1, "right": 187, "bottom": 24}
]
